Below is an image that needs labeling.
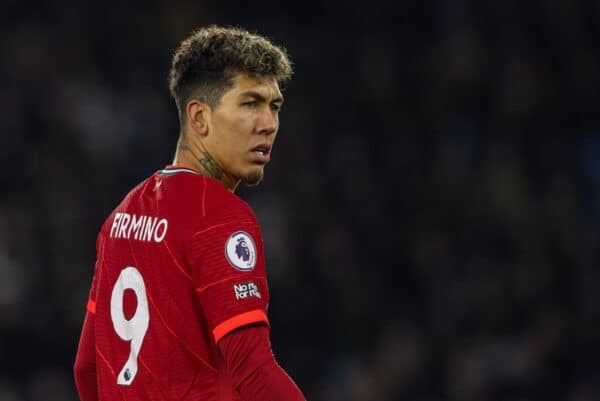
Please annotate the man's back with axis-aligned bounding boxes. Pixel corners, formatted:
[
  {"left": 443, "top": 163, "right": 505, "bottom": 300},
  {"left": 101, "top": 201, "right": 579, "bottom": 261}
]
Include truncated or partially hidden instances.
[{"left": 88, "top": 166, "right": 270, "bottom": 401}]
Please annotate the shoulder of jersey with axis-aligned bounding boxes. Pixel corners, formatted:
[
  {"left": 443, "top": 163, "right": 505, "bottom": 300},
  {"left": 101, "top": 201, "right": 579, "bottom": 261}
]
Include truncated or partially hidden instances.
[{"left": 157, "top": 167, "right": 255, "bottom": 222}]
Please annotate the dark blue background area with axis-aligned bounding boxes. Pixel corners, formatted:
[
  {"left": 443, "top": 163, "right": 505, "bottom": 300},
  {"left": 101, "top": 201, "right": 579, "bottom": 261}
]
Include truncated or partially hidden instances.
[{"left": 1, "top": 1, "right": 600, "bottom": 400}]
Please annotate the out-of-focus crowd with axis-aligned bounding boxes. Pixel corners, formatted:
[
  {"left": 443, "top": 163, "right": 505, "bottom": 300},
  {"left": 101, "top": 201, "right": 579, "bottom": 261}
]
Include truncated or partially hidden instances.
[{"left": 2, "top": 1, "right": 600, "bottom": 400}]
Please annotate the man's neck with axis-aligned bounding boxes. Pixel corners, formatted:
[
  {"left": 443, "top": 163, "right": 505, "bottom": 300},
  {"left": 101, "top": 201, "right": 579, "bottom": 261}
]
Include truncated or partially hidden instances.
[{"left": 172, "top": 136, "right": 239, "bottom": 192}]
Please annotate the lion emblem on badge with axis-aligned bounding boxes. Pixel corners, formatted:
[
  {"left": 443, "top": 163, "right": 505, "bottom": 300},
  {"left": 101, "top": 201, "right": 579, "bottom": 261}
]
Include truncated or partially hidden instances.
[{"left": 235, "top": 238, "right": 251, "bottom": 261}]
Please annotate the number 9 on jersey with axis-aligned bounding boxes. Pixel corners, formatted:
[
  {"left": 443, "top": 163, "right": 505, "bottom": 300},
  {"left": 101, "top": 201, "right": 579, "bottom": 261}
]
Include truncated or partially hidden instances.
[{"left": 110, "top": 266, "right": 150, "bottom": 385}]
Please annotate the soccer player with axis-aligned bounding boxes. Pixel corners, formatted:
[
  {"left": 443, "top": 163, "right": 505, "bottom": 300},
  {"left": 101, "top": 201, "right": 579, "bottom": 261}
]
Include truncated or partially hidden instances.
[{"left": 73, "top": 26, "right": 306, "bottom": 401}]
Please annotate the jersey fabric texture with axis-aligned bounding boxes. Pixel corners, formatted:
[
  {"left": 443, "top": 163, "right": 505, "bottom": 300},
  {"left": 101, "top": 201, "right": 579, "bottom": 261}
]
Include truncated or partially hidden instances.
[{"left": 84, "top": 165, "right": 270, "bottom": 401}]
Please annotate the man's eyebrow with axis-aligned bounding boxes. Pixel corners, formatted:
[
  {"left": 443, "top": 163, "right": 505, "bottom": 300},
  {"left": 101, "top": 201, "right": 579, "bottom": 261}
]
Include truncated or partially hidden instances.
[{"left": 239, "top": 90, "right": 284, "bottom": 104}]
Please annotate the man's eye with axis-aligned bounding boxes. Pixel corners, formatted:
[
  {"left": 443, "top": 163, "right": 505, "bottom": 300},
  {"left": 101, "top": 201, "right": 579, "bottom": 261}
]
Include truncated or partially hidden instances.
[
  {"left": 242, "top": 101, "right": 257, "bottom": 108},
  {"left": 271, "top": 104, "right": 281, "bottom": 112}
]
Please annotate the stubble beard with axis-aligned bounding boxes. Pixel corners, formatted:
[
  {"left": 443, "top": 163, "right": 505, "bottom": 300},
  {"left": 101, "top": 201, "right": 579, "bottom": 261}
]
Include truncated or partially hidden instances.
[{"left": 241, "top": 168, "right": 264, "bottom": 187}]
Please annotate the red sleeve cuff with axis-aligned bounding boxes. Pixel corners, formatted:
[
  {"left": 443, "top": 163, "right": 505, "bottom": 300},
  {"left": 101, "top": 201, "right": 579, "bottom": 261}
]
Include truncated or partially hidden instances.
[{"left": 213, "top": 310, "right": 269, "bottom": 343}]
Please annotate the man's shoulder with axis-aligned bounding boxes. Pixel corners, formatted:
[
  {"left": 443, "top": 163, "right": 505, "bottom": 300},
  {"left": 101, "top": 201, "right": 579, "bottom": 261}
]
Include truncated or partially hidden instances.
[
  {"left": 203, "top": 181, "right": 256, "bottom": 222},
  {"left": 98, "top": 167, "right": 257, "bottom": 238},
  {"left": 155, "top": 167, "right": 259, "bottom": 230},
  {"left": 148, "top": 166, "right": 209, "bottom": 201}
]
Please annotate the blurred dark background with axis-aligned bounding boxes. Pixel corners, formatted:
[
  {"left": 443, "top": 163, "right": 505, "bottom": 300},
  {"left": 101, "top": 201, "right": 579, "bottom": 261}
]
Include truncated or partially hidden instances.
[{"left": 2, "top": 0, "right": 600, "bottom": 400}]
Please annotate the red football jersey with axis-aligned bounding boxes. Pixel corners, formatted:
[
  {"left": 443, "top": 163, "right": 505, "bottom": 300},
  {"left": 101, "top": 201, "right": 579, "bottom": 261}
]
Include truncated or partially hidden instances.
[{"left": 87, "top": 165, "right": 270, "bottom": 401}]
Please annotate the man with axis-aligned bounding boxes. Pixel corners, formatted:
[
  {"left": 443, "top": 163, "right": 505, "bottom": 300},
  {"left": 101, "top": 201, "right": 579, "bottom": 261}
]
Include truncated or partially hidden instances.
[{"left": 74, "top": 25, "right": 306, "bottom": 401}]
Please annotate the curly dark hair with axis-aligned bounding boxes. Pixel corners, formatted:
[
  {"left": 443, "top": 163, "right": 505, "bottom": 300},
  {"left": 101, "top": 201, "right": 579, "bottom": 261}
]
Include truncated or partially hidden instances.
[{"left": 168, "top": 25, "right": 293, "bottom": 123}]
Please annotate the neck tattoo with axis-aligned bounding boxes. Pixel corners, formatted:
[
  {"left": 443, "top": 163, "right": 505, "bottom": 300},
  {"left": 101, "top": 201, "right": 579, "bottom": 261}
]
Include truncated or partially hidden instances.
[
  {"left": 197, "top": 150, "right": 223, "bottom": 181},
  {"left": 179, "top": 143, "right": 223, "bottom": 181}
]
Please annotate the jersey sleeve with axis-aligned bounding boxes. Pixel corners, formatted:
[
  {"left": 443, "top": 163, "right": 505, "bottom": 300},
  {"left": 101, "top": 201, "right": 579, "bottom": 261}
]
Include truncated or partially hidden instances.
[
  {"left": 189, "top": 217, "right": 270, "bottom": 344},
  {"left": 218, "top": 325, "right": 307, "bottom": 401},
  {"left": 75, "top": 232, "right": 104, "bottom": 401},
  {"left": 86, "top": 231, "right": 105, "bottom": 314}
]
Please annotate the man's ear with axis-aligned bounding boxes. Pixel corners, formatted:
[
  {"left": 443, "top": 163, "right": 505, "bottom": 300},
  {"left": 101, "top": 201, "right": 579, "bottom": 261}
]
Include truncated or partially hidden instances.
[{"left": 186, "top": 99, "right": 210, "bottom": 137}]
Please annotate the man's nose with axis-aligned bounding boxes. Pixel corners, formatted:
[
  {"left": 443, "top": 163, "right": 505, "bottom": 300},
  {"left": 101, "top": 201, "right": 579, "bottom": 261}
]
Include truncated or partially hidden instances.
[{"left": 257, "top": 108, "right": 278, "bottom": 135}]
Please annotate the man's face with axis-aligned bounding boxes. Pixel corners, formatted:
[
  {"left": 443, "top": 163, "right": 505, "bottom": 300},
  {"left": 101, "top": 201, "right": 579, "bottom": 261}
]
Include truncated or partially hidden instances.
[{"left": 205, "top": 73, "right": 283, "bottom": 187}]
